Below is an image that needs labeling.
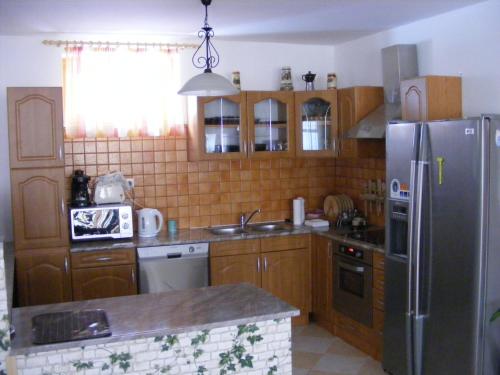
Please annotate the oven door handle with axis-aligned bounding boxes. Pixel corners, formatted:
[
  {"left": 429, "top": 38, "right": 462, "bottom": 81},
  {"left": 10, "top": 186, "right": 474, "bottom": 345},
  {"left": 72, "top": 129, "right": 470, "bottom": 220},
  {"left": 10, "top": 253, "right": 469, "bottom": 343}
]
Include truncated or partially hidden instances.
[{"left": 339, "top": 262, "right": 365, "bottom": 274}]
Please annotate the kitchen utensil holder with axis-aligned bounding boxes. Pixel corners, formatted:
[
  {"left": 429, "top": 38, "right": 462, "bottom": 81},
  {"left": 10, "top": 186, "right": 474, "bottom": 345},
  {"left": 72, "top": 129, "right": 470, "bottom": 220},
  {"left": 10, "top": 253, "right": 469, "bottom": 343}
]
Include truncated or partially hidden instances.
[{"left": 360, "top": 179, "right": 386, "bottom": 216}]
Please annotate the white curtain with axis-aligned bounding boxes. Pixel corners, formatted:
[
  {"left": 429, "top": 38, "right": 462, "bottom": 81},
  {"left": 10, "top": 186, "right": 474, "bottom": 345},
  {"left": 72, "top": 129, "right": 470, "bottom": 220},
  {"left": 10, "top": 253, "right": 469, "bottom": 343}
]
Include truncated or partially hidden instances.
[{"left": 63, "top": 45, "right": 187, "bottom": 138}]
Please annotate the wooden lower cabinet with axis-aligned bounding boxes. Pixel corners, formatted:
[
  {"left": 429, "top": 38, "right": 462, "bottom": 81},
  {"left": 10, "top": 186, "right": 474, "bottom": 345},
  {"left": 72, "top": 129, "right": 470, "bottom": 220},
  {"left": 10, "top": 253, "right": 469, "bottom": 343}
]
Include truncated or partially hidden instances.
[
  {"left": 71, "top": 248, "right": 137, "bottom": 301},
  {"left": 210, "top": 254, "right": 261, "bottom": 288},
  {"left": 72, "top": 265, "right": 137, "bottom": 300},
  {"left": 15, "top": 247, "right": 72, "bottom": 306},
  {"left": 261, "top": 248, "right": 311, "bottom": 325},
  {"left": 210, "top": 235, "right": 311, "bottom": 325},
  {"left": 311, "top": 235, "right": 333, "bottom": 330},
  {"left": 372, "top": 251, "right": 385, "bottom": 360},
  {"left": 335, "top": 312, "right": 379, "bottom": 358}
]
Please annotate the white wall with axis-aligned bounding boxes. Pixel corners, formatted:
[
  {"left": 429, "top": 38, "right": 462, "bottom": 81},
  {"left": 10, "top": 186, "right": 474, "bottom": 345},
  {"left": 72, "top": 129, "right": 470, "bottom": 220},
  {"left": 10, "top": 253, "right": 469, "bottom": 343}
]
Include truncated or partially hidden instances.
[
  {"left": 334, "top": 0, "right": 500, "bottom": 117},
  {"left": 0, "top": 35, "right": 335, "bottom": 240}
]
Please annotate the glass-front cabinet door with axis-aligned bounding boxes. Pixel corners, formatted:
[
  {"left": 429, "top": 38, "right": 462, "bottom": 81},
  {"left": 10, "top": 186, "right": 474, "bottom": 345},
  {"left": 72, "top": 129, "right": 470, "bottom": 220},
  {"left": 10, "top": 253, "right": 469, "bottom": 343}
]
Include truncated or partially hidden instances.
[
  {"left": 295, "top": 90, "right": 338, "bottom": 157},
  {"left": 247, "top": 91, "right": 295, "bottom": 158},
  {"left": 195, "top": 94, "right": 247, "bottom": 160}
]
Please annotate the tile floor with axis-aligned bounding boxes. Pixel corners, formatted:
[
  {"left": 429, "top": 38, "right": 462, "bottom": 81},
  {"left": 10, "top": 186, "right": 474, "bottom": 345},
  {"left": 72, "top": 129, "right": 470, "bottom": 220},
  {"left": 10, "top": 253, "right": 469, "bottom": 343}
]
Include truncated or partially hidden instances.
[{"left": 292, "top": 324, "right": 386, "bottom": 375}]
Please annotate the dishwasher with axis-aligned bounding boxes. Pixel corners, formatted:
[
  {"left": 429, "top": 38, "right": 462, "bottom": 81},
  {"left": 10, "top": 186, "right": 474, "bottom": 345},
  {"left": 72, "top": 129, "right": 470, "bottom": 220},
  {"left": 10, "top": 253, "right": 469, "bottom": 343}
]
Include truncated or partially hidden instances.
[{"left": 137, "top": 243, "right": 209, "bottom": 294}]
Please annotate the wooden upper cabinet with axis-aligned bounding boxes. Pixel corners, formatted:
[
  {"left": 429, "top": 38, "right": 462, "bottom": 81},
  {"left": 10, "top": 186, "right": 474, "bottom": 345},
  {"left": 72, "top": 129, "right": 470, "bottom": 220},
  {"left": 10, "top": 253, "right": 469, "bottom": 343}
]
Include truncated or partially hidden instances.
[
  {"left": 210, "top": 253, "right": 261, "bottom": 288},
  {"left": 11, "top": 167, "right": 69, "bottom": 250},
  {"left": 7, "top": 87, "right": 64, "bottom": 168},
  {"left": 247, "top": 91, "right": 295, "bottom": 159},
  {"left": 338, "top": 86, "right": 385, "bottom": 159},
  {"left": 261, "top": 248, "right": 311, "bottom": 325},
  {"left": 15, "top": 247, "right": 72, "bottom": 306},
  {"left": 72, "top": 265, "right": 137, "bottom": 301},
  {"left": 188, "top": 93, "right": 247, "bottom": 161},
  {"left": 295, "top": 90, "right": 338, "bottom": 158},
  {"left": 401, "top": 76, "right": 462, "bottom": 122}
]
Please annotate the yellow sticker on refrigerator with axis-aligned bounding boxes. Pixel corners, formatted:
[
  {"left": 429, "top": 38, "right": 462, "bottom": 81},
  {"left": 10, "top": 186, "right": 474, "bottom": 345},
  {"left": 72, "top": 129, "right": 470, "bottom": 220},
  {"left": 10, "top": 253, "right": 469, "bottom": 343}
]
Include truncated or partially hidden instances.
[{"left": 436, "top": 157, "right": 445, "bottom": 185}]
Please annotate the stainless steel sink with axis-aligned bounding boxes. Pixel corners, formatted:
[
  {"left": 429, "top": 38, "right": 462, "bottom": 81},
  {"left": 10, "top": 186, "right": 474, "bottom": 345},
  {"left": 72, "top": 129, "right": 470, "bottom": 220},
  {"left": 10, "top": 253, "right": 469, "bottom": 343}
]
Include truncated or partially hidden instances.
[
  {"left": 207, "top": 226, "right": 246, "bottom": 235},
  {"left": 207, "top": 222, "right": 291, "bottom": 236},
  {"left": 247, "top": 223, "right": 289, "bottom": 232}
]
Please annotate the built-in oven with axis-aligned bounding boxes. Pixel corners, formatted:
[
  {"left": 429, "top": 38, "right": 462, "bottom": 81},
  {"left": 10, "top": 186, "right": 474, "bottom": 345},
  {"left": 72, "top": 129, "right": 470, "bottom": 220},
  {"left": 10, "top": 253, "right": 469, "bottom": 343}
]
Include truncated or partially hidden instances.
[{"left": 333, "top": 243, "right": 373, "bottom": 327}]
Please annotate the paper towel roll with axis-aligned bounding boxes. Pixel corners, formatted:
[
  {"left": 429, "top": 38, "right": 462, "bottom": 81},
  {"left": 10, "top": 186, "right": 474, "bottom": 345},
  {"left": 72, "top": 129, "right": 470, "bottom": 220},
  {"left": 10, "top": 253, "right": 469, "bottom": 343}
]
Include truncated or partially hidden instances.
[{"left": 293, "top": 197, "right": 305, "bottom": 225}]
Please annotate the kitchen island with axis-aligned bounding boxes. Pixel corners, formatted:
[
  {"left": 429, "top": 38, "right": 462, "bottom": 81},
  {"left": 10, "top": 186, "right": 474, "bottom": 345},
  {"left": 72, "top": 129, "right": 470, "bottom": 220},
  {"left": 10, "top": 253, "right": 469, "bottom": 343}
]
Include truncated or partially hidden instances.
[{"left": 9, "top": 283, "right": 298, "bottom": 374}]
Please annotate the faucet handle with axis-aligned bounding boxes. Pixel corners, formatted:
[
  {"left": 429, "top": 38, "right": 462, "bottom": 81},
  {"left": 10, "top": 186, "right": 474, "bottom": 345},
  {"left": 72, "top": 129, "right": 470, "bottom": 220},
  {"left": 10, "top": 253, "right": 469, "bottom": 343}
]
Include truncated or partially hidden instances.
[{"left": 240, "top": 213, "right": 246, "bottom": 226}]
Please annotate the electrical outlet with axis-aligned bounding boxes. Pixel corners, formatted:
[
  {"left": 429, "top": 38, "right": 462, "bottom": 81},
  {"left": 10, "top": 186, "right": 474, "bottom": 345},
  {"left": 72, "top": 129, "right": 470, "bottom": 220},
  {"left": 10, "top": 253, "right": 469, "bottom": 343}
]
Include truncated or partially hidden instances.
[{"left": 126, "top": 178, "right": 135, "bottom": 189}]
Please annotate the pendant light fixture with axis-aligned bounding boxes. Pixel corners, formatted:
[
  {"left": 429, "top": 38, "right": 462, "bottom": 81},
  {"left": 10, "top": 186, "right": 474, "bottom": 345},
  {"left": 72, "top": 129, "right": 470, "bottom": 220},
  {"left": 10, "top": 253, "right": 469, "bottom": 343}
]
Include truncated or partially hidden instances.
[{"left": 178, "top": 0, "right": 239, "bottom": 96}]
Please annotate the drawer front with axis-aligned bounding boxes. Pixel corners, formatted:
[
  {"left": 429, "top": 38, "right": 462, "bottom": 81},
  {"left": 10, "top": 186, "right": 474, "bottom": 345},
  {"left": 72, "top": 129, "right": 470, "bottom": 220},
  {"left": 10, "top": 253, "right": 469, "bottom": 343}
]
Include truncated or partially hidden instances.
[
  {"left": 71, "top": 248, "right": 136, "bottom": 268},
  {"left": 335, "top": 312, "right": 377, "bottom": 357},
  {"left": 210, "top": 239, "right": 260, "bottom": 257},
  {"left": 373, "top": 268, "right": 385, "bottom": 291},
  {"left": 261, "top": 234, "right": 310, "bottom": 252},
  {"left": 373, "top": 252, "right": 385, "bottom": 270},
  {"left": 373, "top": 308, "right": 384, "bottom": 335},
  {"left": 373, "top": 286, "right": 385, "bottom": 311}
]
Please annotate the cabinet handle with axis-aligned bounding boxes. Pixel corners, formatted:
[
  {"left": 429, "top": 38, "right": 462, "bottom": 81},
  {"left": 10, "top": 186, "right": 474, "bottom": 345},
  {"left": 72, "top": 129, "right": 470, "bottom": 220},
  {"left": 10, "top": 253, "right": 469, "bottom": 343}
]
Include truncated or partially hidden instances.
[
  {"left": 264, "top": 257, "right": 268, "bottom": 272},
  {"left": 64, "top": 256, "right": 69, "bottom": 274},
  {"left": 257, "top": 256, "right": 261, "bottom": 273},
  {"left": 243, "top": 141, "right": 247, "bottom": 155},
  {"left": 131, "top": 268, "right": 136, "bottom": 284},
  {"left": 95, "top": 257, "right": 112, "bottom": 262},
  {"left": 59, "top": 145, "right": 63, "bottom": 160},
  {"left": 61, "top": 199, "right": 65, "bottom": 216},
  {"left": 250, "top": 141, "right": 254, "bottom": 153}
]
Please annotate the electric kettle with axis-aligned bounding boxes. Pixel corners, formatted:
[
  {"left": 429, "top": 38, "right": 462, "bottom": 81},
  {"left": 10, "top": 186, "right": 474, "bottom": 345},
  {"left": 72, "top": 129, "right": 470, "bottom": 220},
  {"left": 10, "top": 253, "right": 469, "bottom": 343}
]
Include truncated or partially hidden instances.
[{"left": 137, "top": 208, "right": 163, "bottom": 237}]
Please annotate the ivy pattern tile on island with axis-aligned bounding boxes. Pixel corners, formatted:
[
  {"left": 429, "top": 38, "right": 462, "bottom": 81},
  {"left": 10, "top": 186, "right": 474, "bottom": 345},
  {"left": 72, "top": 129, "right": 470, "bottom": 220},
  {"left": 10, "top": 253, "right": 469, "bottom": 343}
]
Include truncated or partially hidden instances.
[{"left": 13, "top": 319, "right": 292, "bottom": 374}]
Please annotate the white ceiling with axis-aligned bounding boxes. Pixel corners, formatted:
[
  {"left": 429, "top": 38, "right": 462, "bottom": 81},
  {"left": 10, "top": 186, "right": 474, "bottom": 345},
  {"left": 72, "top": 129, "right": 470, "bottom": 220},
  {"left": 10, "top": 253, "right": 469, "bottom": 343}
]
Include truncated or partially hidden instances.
[{"left": 0, "top": 0, "right": 485, "bottom": 45}]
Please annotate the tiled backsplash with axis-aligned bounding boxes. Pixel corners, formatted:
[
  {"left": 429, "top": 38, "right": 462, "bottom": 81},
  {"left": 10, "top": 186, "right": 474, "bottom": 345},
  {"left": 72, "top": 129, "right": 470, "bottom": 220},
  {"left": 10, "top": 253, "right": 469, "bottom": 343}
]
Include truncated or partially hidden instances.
[
  {"left": 334, "top": 158, "right": 386, "bottom": 227},
  {"left": 64, "top": 134, "right": 336, "bottom": 229}
]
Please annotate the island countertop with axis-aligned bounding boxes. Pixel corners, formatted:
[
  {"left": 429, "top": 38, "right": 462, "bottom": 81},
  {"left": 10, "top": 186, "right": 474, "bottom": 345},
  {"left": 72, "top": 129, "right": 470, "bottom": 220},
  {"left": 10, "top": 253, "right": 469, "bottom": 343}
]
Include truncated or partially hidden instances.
[{"left": 10, "top": 283, "right": 299, "bottom": 356}]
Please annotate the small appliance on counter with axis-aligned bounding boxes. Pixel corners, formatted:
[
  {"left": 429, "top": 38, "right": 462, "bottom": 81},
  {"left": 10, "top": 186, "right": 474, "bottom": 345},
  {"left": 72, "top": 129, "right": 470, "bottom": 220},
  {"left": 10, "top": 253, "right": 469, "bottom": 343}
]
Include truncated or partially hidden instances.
[
  {"left": 71, "top": 170, "right": 91, "bottom": 207},
  {"left": 137, "top": 208, "right": 164, "bottom": 238},
  {"left": 70, "top": 204, "right": 133, "bottom": 241},
  {"left": 93, "top": 171, "right": 130, "bottom": 205}
]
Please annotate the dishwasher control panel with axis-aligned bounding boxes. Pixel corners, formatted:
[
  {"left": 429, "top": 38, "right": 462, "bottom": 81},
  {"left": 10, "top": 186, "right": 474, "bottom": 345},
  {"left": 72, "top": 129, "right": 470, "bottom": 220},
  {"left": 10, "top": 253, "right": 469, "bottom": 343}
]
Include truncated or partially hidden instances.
[{"left": 137, "top": 243, "right": 209, "bottom": 259}]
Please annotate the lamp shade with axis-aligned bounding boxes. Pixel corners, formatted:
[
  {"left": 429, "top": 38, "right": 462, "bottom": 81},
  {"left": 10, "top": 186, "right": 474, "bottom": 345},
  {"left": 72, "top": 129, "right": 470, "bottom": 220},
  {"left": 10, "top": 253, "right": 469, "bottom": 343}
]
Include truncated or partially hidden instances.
[{"left": 178, "top": 71, "right": 239, "bottom": 96}]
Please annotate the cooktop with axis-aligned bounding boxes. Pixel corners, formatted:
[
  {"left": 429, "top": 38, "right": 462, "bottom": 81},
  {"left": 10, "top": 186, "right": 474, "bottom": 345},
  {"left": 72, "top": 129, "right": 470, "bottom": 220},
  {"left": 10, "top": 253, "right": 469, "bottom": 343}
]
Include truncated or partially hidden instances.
[{"left": 346, "top": 228, "right": 385, "bottom": 246}]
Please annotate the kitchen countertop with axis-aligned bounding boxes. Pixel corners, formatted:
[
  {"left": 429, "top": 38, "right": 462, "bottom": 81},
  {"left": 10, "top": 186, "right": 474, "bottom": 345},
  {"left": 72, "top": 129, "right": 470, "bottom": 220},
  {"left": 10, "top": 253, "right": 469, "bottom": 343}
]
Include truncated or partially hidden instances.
[
  {"left": 70, "top": 224, "right": 385, "bottom": 254},
  {"left": 10, "top": 283, "right": 299, "bottom": 356}
]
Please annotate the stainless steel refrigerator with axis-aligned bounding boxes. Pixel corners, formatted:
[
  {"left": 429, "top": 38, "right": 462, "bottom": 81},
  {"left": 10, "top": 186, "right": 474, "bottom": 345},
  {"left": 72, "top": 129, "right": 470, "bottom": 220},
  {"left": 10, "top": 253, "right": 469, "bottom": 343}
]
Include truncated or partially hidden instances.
[{"left": 384, "top": 115, "right": 500, "bottom": 375}]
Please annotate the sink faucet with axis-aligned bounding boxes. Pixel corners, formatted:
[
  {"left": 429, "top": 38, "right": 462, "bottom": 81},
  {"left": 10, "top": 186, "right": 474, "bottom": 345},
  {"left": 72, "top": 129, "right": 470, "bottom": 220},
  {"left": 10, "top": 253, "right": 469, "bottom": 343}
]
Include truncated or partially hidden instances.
[{"left": 240, "top": 209, "right": 261, "bottom": 227}]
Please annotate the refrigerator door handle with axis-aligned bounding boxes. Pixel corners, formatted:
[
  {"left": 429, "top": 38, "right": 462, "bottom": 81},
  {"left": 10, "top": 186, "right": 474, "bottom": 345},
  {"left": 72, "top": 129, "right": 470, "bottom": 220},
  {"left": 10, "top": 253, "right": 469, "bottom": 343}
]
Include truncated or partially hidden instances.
[
  {"left": 413, "top": 315, "right": 425, "bottom": 375},
  {"left": 406, "top": 159, "right": 417, "bottom": 375},
  {"left": 412, "top": 124, "right": 430, "bottom": 375}
]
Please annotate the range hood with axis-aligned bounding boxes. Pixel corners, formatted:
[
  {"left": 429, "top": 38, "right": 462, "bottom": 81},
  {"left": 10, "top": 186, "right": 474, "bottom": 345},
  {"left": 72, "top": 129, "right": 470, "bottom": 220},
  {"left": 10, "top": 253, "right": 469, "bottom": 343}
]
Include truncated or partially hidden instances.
[{"left": 346, "top": 44, "right": 419, "bottom": 139}]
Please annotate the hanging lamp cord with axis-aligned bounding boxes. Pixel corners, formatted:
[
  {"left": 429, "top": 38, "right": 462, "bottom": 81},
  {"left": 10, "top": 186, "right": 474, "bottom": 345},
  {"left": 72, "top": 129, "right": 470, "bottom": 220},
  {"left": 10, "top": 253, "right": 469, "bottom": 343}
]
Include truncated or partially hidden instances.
[{"left": 192, "top": 0, "right": 219, "bottom": 73}]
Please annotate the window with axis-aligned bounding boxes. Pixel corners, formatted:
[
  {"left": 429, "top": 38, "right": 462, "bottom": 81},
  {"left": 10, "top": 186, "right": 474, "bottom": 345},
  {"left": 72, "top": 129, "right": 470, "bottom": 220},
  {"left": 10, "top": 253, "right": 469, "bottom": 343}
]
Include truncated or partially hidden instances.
[{"left": 62, "top": 46, "right": 188, "bottom": 138}]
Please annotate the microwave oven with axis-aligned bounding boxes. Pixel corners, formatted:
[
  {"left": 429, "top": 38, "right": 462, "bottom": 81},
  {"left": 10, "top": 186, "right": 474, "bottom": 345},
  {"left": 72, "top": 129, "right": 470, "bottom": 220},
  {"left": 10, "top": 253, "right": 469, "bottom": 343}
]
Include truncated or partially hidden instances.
[{"left": 70, "top": 204, "right": 133, "bottom": 241}]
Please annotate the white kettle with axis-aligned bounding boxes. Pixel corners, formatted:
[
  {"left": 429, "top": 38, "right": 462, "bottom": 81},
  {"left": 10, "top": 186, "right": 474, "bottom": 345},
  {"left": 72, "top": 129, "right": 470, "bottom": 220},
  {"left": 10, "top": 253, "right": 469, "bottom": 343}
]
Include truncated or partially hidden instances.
[{"left": 137, "top": 208, "right": 163, "bottom": 237}]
